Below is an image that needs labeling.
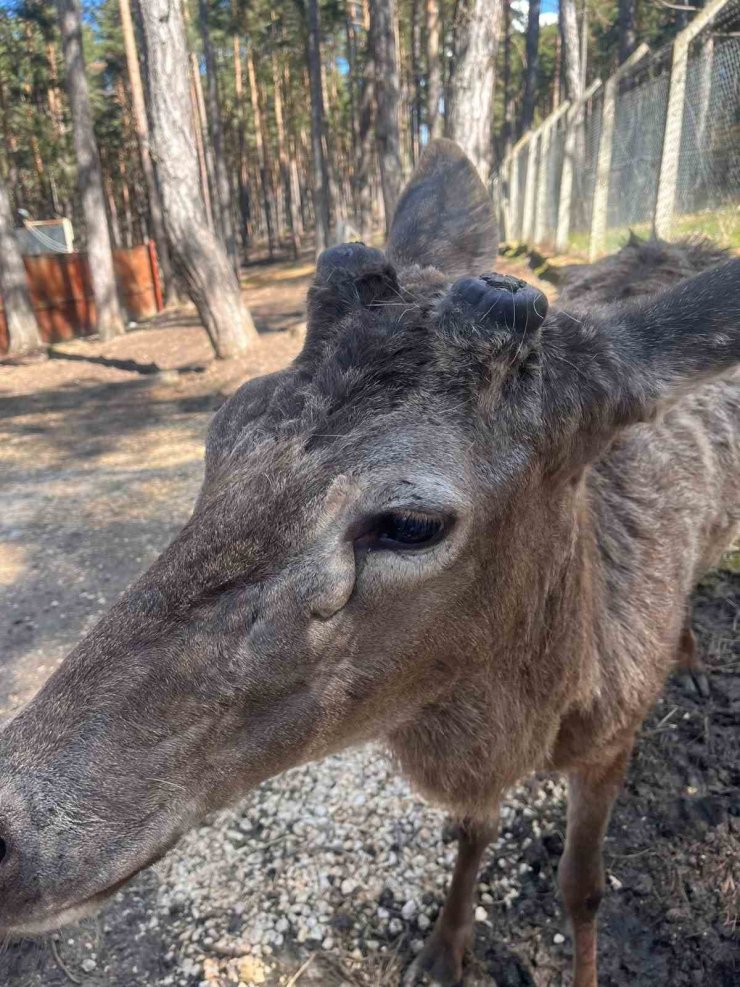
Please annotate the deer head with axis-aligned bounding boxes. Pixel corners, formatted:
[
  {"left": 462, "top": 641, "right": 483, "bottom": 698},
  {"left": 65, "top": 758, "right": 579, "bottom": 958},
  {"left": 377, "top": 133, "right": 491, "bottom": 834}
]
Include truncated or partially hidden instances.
[{"left": 0, "top": 139, "right": 737, "bottom": 935}]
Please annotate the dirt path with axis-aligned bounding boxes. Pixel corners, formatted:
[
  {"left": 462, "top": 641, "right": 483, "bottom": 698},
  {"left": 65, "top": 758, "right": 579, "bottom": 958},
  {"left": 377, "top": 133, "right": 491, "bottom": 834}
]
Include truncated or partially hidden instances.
[{"left": 0, "top": 253, "right": 737, "bottom": 987}]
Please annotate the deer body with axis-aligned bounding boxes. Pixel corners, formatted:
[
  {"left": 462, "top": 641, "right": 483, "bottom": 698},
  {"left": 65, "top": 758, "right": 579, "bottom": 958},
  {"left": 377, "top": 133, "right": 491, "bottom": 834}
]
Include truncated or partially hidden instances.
[{"left": 0, "top": 141, "right": 738, "bottom": 987}]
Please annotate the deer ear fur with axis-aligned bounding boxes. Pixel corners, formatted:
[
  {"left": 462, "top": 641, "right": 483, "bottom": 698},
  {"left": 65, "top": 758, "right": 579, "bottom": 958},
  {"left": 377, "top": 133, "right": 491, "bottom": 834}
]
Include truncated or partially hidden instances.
[{"left": 386, "top": 139, "right": 498, "bottom": 279}]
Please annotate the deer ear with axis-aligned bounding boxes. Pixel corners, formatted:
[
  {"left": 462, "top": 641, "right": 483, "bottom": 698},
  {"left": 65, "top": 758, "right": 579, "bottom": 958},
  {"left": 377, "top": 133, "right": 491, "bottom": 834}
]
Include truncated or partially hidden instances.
[
  {"left": 386, "top": 139, "right": 498, "bottom": 279},
  {"left": 541, "top": 259, "right": 740, "bottom": 458}
]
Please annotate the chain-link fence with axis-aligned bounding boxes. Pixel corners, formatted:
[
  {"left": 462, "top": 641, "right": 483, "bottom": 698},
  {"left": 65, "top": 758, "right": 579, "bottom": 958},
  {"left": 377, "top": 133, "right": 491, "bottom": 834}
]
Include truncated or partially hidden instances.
[{"left": 499, "top": 0, "right": 740, "bottom": 258}]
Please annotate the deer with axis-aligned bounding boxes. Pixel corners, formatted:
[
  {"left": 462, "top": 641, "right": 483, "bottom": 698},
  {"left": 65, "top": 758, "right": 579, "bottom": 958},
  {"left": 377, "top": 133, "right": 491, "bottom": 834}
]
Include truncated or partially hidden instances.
[{"left": 0, "top": 139, "right": 738, "bottom": 987}]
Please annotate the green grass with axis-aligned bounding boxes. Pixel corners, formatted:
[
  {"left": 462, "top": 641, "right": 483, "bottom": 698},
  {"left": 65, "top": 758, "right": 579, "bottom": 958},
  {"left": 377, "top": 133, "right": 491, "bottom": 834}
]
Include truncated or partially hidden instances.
[
  {"left": 559, "top": 204, "right": 740, "bottom": 258},
  {"left": 671, "top": 205, "right": 740, "bottom": 249}
]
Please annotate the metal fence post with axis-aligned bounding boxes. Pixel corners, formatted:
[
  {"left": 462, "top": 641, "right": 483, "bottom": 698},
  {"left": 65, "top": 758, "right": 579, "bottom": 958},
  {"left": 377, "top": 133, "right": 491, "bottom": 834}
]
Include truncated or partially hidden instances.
[
  {"left": 655, "top": 0, "right": 728, "bottom": 238},
  {"left": 589, "top": 43, "right": 650, "bottom": 260},
  {"left": 556, "top": 81, "right": 601, "bottom": 252}
]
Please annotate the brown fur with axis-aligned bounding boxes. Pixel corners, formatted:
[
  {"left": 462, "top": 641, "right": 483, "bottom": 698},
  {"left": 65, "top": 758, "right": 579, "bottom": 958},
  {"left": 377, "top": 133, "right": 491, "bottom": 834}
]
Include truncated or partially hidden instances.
[
  {"left": 558, "top": 231, "right": 729, "bottom": 306},
  {"left": 0, "top": 144, "right": 738, "bottom": 987}
]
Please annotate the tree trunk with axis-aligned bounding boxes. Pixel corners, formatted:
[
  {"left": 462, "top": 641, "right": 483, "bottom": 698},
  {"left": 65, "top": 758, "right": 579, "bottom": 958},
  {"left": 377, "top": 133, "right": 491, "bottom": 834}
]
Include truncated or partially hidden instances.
[
  {"left": 448, "top": 0, "right": 504, "bottom": 185},
  {"left": 618, "top": 0, "right": 636, "bottom": 64},
  {"left": 271, "top": 31, "right": 300, "bottom": 258},
  {"left": 411, "top": 0, "right": 423, "bottom": 163},
  {"left": 283, "top": 60, "right": 306, "bottom": 237},
  {"left": 502, "top": 0, "right": 514, "bottom": 156},
  {"left": 138, "top": 0, "right": 257, "bottom": 359},
  {"left": 579, "top": 0, "right": 588, "bottom": 91},
  {"left": 245, "top": 43, "right": 278, "bottom": 258},
  {"left": 425, "top": 0, "right": 443, "bottom": 140},
  {"left": 0, "top": 174, "right": 42, "bottom": 356},
  {"left": 520, "top": 0, "right": 540, "bottom": 135},
  {"left": 357, "top": 0, "right": 376, "bottom": 238},
  {"left": 57, "top": 0, "right": 124, "bottom": 340},
  {"left": 199, "top": 0, "right": 238, "bottom": 272},
  {"left": 344, "top": 0, "right": 360, "bottom": 217},
  {"left": 231, "top": 2, "right": 251, "bottom": 258},
  {"left": 189, "top": 68, "right": 215, "bottom": 231},
  {"left": 369, "top": 0, "right": 403, "bottom": 228},
  {"left": 552, "top": 27, "right": 562, "bottom": 110},
  {"left": 183, "top": 1, "right": 218, "bottom": 232},
  {"left": 46, "top": 41, "right": 66, "bottom": 139},
  {"left": 398, "top": 5, "right": 412, "bottom": 170},
  {"left": 105, "top": 172, "right": 122, "bottom": 249},
  {"left": 118, "top": 0, "right": 177, "bottom": 303},
  {"left": 306, "top": 0, "right": 331, "bottom": 254},
  {"left": 559, "top": 0, "right": 583, "bottom": 103}
]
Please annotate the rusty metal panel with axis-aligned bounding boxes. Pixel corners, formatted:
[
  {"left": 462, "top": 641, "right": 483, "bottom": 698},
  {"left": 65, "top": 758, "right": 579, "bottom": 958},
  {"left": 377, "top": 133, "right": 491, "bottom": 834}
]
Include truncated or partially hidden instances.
[
  {"left": 113, "top": 243, "right": 160, "bottom": 321},
  {"left": 0, "top": 243, "right": 163, "bottom": 355}
]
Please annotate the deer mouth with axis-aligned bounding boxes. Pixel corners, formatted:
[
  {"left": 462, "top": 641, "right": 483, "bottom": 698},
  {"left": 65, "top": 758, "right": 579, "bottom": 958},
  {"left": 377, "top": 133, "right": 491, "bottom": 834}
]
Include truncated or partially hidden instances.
[{"left": 3, "top": 845, "right": 175, "bottom": 937}]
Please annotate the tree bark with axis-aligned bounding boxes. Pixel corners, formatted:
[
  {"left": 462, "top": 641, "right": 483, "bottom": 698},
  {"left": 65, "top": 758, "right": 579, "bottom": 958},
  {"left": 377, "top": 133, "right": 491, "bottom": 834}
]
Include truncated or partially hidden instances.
[
  {"left": 271, "top": 28, "right": 301, "bottom": 258},
  {"left": 46, "top": 40, "right": 66, "bottom": 139},
  {"left": 118, "top": 0, "right": 177, "bottom": 303},
  {"left": 425, "top": 0, "right": 443, "bottom": 140},
  {"left": 183, "top": 1, "right": 217, "bottom": 232},
  {"left": 520, "top": 0, "right": 540, "bottom": 135},
  {"left": 356, "top": 0, "right": 375, "bottom": 238},
  {"left": 448, "top": 0, "right": 504, "bottom": 185},
  {"left": 231, "top": 2, "right": 251, "bottom": 257},
  {"left": 579, "top": 0, "right": 588, "bottom": 91},
  {"left": 502, "top": 0, "right": 514, "bottom": 156},
  {"left": 552, "top": 27, "right": 562, "bottom": 110},
  {"left": 245, "top": 43, "right": 278, "bottom": 258},
  {"left": 618, "top": 0, "right": 636, "bottom": 64},
  {"left": 57, "top": 0, "right": 124, "bottom": 340},
  {"left": 282, "top": 60, "right": 306, "bottom": 237},
  {"left": 344, "top": 0, "right": 360, "bottom": 217},
  {"left": 189, "top": 67, "right": 215, "bottom": 231},
  {"left": 0, "top": 174, "right": 42, "bottom": 356},
  {"left": 410, "top": 0, "right": 423, "bottom": 163},
  {"left": 559, "top": 0, "right": 583, "bottom": 103},
  {"left": 306, "top": 0, "right": 331, "bottom": 253},
  {"left": 369, "top": 0, "right": 403, "bottom": 228},
  {"left": 199, "top": 0, "right": 238, "bottom": 272},
  {"left": 138, "top": 0, "right": 257, "bottom": 359}
]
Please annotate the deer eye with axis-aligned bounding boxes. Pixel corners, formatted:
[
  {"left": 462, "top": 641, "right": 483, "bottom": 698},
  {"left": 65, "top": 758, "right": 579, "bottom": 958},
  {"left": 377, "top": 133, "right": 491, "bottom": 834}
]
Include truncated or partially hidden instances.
[{"left": 373, "top": 511, "right": 447, "bottom": 550}]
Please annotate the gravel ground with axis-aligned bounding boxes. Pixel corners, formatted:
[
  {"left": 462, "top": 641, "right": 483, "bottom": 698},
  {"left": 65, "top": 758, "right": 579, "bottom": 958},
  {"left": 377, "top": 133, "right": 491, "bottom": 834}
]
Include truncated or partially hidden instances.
[{"left": 0, "top": 253, "right": 737, "bottom": 987}]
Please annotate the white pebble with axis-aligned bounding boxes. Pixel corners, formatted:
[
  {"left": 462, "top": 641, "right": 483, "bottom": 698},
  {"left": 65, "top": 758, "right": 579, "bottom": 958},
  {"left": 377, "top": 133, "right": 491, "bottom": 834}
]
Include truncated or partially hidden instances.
[{"left": 401, "top": 900, "right": 417, "bottom": 921}]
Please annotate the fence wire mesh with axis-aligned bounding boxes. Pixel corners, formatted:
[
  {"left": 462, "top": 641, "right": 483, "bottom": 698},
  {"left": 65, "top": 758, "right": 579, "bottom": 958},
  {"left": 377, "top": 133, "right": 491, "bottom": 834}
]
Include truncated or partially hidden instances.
[
  {"left": 536, "top": 111, "right": 568, "bottom": 244},
  {"left": 676, "top": 2, "right": 740, "bottom": 240},
  {"left": 608, "top": 56, "right": 671, "bottom": 233},
  {"left": 570, "top": 89, "right": 603, "bottom": 245},
  {"left": 499, "top": 0, "right": 740, "bottom": 256}
]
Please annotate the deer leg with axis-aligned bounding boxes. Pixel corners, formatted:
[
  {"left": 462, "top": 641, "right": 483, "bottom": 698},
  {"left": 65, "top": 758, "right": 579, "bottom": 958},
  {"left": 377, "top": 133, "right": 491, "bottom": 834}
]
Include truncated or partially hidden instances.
[
  {"left": 675, "top": 619, "right": 709, "bottom": 699},
  {"left": 558, "top": 742, "right": 633, "bottom": 987},
  {"left": 403, "top": 816, "right": 497, "bottom": 987}
]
